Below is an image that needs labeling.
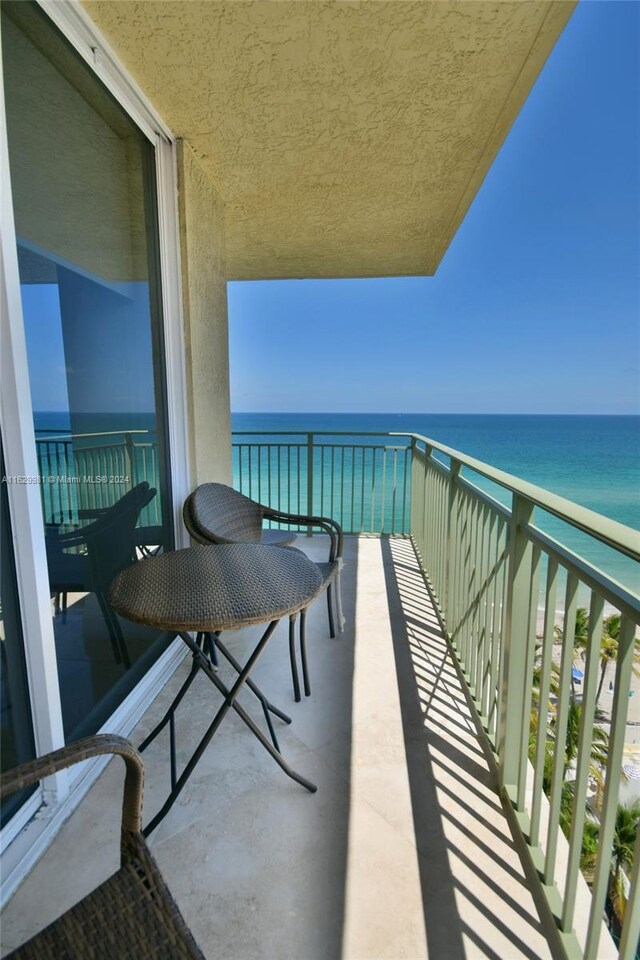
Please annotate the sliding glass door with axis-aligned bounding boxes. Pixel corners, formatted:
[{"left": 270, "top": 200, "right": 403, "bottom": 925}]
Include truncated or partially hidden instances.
[
  {"left": 1, "top": 1, "right": 174, "bottom": 743},
  {"left": 0, "top": 439, "right": 37, "bottom": 827}
]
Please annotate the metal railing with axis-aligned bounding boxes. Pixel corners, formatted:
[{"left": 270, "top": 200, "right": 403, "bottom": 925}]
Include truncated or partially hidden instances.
[
  {"left": 232, "top": 432, "right": 411, "bottom": 535},
  {"left": 37, "top": 426, "right": 637, "bottom": 955},
  {"left": 35, "top": 431, "right": 161, "bottom": 527},
  {"left": 406, "top": 432, "right": 640, "bottom": 960},
  {"left": 232, "top": 428, "right": 639, "bottom": 959}
]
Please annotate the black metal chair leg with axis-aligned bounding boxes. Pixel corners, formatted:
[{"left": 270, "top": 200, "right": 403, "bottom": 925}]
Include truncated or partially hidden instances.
[
  {"left": 289, "top": 614, "right": 301, "bottom": 702},
  {"left": 95, "top": 591, "right": 128, "bottom": 666},
  {"left": 327, "top": 583, "right": 336, "bottom": 639},
  {"left": 205, "top": 631, "right": 219, "bottom": 667},
  {"left": 300, "top": 608, "right": 311, "bottom": 697}
]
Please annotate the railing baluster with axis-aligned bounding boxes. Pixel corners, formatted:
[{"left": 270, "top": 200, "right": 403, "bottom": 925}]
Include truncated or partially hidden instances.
[
  {"left": 277, "top": 445, "right": 281, "bottom": 510},
  {"left": 494, "top": 523, "right": 509, "bottom": 746},
  {"left": 329, "top": 446, "right": 335, "bottom": 517},
  {"left": 474, "top": 504, "right": 487, "bottom": 712},
  {"left": 500, "top": 493, "right": 535, "bottom": 798},
  {"left": 468, "top": 495, "right": 479, "bottom": 694},
  {"left": 517, "top": 543, "right": 541, "bottom": 809},
  {"left": 544, "top": 572, "right": 579, "bottom": 885},
  {"left": 391, "top": 448, "right": 397, "bottom": 535},
  {"left": 446, "top": 460, "right": 461, "bottom": 638},
  {"left": 350, "top": 446, "right": 356, "bottom": 535},
  {"left": 370, "top": 447, "right": 376, "bottom": 532},
  {"left": 480, "top": 507, "right": 496, "bottom": 721},
  {"left": 585, "top": 614, "right": 636, "bottom": 960},
  {"left": 360, "top": 447, "right": 366, "bottom": 533},
  {"left": 306, "top": 433, "right": 314, "bottom": 533},
  {"left": 340, "top": 445, "right": 346, "bottom": 531},
  {"left": 562, "top": 591, "right": 605, "bottom": 932},
  {"left": 462, "top": 490, "right": 473, "bottom": 670},
  {"left": 530, "top": 557, "right": 559, "bottom": 846},
  {"left": 401, "top": 445, "right": 409, "bottom": 535},
  {"left": 380, "top": 448, "right": 387, "bottom": 534},
  {"left": 619, "top": 822, "right": 640, "bottom": 960}
]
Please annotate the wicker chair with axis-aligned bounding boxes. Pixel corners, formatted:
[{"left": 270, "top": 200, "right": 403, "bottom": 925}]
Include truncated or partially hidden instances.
[
  {"left": 183, "top": 483, "right": 344, "bottom": 701},
  {"left": 45, "top": 483, "right": 157, "bottom": 668},
  {"left": 0, "top": 735, "right": 203, "bottom": 959}
]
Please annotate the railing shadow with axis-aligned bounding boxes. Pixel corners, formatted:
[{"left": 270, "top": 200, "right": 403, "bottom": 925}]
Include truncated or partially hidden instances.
[{"left": 381, "top": 536, "right": 553, "bottom": 960}]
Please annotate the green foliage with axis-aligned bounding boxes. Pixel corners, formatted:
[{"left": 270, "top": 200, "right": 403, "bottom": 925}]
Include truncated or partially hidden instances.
[
  {"left": 580, "top": 801, "right": 640, "bottom": 925},
  {"left": 595, "top": 611, "right": 640, "bottom": 706},
  {"left": 531, "top": 604, "right": 640, "bottom": 925}
]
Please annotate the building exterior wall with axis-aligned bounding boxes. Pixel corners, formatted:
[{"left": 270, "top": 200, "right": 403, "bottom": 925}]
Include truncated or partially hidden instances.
[{"left": 177, "top": 140, "right": 232, "bottom": 487}]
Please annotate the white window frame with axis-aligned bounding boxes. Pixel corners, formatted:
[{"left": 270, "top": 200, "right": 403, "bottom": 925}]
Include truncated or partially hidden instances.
[{"left": 0, "top": 0, "right": 191, "bottom": 900}]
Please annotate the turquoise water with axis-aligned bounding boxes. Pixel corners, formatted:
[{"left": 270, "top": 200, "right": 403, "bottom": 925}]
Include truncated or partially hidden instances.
[
  {"left": 33, "top": 411, "right": 639, "bottom": 594},
  {"left": 233, "top": 413, "right": 640, "bottom": 595}
]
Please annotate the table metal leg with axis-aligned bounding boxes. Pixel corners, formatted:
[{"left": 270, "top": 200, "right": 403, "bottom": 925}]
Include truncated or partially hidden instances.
[
  {"left": 138, "top": 656, "right": 200, "bottom": 756},
  {"left": 212, "top": 633, "right": 292, "bottom": 753},
  {"left": 142, "top": 623, "right": 316, "bottom": 837}
]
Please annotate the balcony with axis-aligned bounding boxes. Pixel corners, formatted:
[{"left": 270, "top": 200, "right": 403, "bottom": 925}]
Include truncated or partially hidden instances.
[{"left": 4, "top": 432, "right": 639, "bottom": 959}]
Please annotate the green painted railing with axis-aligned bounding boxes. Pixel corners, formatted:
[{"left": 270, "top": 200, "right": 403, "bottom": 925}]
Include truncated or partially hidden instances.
[
  {"left": 232, "top": 432, "right": 411, "bottom": 535},
  {"left": 35, "top": 431, "right": 161, "bottom": 527},
  {"left": 232, "top": 429, "right": 640, "bottom": 960},
  {"left": 405, "top": 432, "right": 640, "bottom": 960}
]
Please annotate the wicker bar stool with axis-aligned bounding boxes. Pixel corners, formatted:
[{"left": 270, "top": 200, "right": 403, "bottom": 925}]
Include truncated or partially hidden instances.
[
  {"left": 183, "top": 483, "right": 345, "bottom": 701},
  {"left": 0, "top": 736, "right": 203, "bottom": 959}
]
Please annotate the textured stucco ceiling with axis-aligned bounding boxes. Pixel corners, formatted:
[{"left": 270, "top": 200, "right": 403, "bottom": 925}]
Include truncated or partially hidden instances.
[{"left": 82, "top": 0, "right": 575, "bottom": 280}]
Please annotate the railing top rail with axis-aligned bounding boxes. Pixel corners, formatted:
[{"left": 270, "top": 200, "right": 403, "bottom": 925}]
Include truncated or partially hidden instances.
[
  {"left": 394, "top": 431, "right": 639, "bottom": 562},
  {"left": 35, "top": 430, "right": 151, "bottom": 442},
  {"left": 232, "top": 430, "right": 406, "bottom": 438}
]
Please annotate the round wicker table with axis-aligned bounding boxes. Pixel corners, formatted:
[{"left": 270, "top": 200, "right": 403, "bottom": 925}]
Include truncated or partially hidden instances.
[{"left": 110, "top": 543, "right": 323, "bottom": 835}]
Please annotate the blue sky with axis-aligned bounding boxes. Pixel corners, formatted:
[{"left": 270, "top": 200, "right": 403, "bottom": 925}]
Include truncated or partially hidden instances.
[{"left": 228, "top": 1, "right": 640, "bottom": 415}]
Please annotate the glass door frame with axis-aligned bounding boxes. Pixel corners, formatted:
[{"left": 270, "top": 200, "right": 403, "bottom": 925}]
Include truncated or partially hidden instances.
[{"left": 0, "top": 0, "right": 191, "bottom": 884}]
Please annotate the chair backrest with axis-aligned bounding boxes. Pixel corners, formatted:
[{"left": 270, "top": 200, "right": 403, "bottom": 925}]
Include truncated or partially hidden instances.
[
  {"left": 186, "top": 483, "right": 265, "bottom": 544},
  {"left": 85, "top": 485, "right": 157, "bottom": 590}
]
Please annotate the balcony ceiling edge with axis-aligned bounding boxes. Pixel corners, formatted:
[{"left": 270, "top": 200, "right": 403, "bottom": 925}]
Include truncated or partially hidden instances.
[{"left": 81, "top": 0, "right": 577, "bottom": 280}]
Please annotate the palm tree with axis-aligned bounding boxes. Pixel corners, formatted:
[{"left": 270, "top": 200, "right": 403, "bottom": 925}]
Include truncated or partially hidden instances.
[
  {"left": 562, "top": 701, "right": 609, "bottom": 780},
  {"left": 580, "top": 816, "right": 600, "bottom": 884},
  {"left": 595, "top": 613, "right": 640, "bottom": 708},
  {"left": 573, "top": 606, "right": 590, "bottom": 654},
  {"left": 609, "top": 801, "right": 640, "bottom": 925},
  {"left": 534, "top": 704, "right": 608, "bottom": 818},
  {"left": 555, "top": 606, "right": 589, "bottom": 700},
  {"left": 578, "top": 801, "right": 640, "bottom": 926}
]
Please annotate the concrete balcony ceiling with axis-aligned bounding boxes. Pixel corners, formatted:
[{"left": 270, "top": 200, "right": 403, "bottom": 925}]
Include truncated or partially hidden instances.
[{"left": 82, "top": 0, "right": 576, "bottom": 280}]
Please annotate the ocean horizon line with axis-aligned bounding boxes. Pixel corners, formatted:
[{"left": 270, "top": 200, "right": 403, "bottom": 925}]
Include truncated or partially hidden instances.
[{"left": 232, "top": 410, "right": 639, "bottom": 418}]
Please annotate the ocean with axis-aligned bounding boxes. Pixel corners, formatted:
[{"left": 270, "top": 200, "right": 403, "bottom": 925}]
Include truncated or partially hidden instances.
[
  {"left": 33, "top": 411, "right": 639, "bottom": 594},
  {"left": 232, "top": 413, "right": 640, "bottom": 595}
]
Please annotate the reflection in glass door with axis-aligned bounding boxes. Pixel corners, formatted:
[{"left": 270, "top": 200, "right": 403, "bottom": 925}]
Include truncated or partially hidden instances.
[
  {"left": 2, "top": 1, "right": 174, "bottom": 741},
  {"left": 0, "top": 441, "right": 36, "bottom": 826}
]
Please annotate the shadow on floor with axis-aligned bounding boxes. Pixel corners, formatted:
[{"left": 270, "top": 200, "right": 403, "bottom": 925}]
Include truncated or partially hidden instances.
[{"left": 381, "top": 536, "right": 553, "bottom": 960}]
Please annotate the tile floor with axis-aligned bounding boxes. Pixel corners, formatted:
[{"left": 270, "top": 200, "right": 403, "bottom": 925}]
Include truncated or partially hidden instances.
[{"left": 1, "top": 536, "right": 555, "bottom": 959}]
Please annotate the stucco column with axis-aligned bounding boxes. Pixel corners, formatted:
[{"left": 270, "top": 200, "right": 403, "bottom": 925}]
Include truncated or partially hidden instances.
[{"left": 176, "top": 139, "right": 232, "bottom": 486}]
